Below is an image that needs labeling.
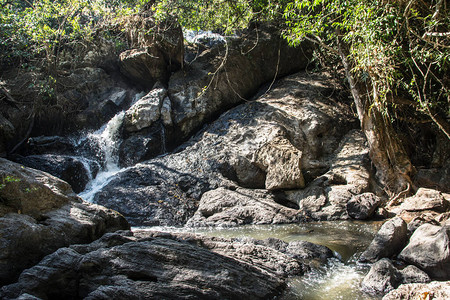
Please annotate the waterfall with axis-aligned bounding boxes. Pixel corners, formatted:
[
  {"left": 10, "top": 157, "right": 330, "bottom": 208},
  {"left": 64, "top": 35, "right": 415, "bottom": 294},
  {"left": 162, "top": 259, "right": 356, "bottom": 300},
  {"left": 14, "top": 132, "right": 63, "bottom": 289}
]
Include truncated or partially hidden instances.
[{"left": 78, "top": 111, "right": 126, "bottom": 202}]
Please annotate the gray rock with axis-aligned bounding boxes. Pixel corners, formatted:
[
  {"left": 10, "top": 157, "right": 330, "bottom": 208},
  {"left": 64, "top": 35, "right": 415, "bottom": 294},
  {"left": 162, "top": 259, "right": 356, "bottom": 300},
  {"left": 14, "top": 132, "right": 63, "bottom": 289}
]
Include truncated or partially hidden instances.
[
  {"left": 186, "top": 187, "right": 301, "bottom": 227},
  {"left": 400, "top": 265, "right": 431, "bottom": 284},
  {"left": 0, "top": 158, "right": 129, "bottom": 285},
  {"left": 361, "top": 259, "right": 402, "bottom": 295},
  {"left": 362, "top": 260, "right": 431, "bottom": 296},
  {"left": 286, "top": 130, "right": 370, "bottom": 220},
  {"left": 119, "top": 18, "right": 183, "bottom": 88},
  {"left": 123, "top": 88, "right": 167, "bottom": 133},
  {"left": 359, "top": 217, "right": 408, "bottom": 263},
  {"left": 398, "top": 188, "right": 449, "bottom": 213},
  {"left": 382, "top": 281, "right": 450, "bottom": 300},
  {"left": 94, "top": 71, "right": 358, "bottom": 226},
  {"left": 347, "top": 192, "right": 382, "bottom": 220},
  {"left": 14, "top": 154, "right": 97, "bottom": 193},
  {"left": 254, "top": 136, "right": 305, "bottom": 190},
  {"left": 0, "top": 231, "right": 326, "bottom": 299},
  {"left": 398, "top": 224, "right": 450, "bottom": 279},
  {"left": 169, "top": 25, "right": 313, "bottom": 142}
]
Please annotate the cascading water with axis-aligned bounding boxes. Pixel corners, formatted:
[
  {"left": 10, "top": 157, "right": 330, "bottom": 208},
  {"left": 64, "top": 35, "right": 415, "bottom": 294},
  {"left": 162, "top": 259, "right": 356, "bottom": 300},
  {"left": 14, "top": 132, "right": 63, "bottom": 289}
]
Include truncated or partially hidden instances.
[{"left": 78, "top": 111, "right": 126, "bottom": 202}]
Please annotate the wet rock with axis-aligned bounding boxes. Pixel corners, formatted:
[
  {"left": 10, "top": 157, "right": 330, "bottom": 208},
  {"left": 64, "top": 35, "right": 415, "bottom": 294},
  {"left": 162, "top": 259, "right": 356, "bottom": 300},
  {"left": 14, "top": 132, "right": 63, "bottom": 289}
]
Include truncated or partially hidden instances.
[
  {"left": 361, "top": 259, "right": 402, "bottom": 295},
  {"left": 14, "top": 154, "right": 97, "bottom": 193},
  {"left": 398, "top": 224, "right": 450, "bottom": 279},
  {"left": 118, "top": 134, "right": 162, "bottom": 167},
  {"left": 0, "top": 231, "right": 319, "bottom": 299},
  {"left": 23, "top": 136, "right": 76, "bottom": 155},
  {"left": 359, "top": 217, "right": 408, "bottom": 263},
  {"left": 0, "top": 158, "right": 129, "bottom": 285},
  {"left": 382, "top": 281, "right": 450, "bottom": 300},
  {"left": 362, "top": 259, "right": 431, "bottom": 296},
  {"left": 186, "top": 187, "right": 301, "bottom": 227},
  {"left": 286, "top": 129, "right": 370, "bottom": 220},
  {"left": 347, "top": 193, "right": 382, "bottom": 220}
]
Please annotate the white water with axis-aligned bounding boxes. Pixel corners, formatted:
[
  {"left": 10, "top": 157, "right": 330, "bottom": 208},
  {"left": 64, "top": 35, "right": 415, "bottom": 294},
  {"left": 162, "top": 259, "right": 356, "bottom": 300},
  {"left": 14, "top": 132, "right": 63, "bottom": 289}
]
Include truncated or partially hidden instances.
[{"left": 78, "top": 111, "right": 125, "bottom": 202}]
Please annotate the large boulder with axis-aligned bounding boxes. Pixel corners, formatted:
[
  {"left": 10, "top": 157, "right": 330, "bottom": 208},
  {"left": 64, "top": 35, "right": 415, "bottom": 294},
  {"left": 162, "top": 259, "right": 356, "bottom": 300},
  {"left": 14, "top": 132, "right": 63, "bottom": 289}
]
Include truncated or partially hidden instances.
[
  {"left": 168, "top": 25, "right": 314, "bottom": 142},
  {"left": 186, "top": 187, "right": 301, "bottom": 227},
  {"left": 359, "top": 217, "right": 408, "bottom": 263},
  {"left": 0, "top": 231, "right": 335, "bottom": 299},
  {"left": 383, "top": 281, "right": 450, "bottom": 300},
  {"left": 0, "top": 158, "right": 129, "bottom": 285},
  {"left": 398, "top": 224, "right": 450, "bottom": 279}
]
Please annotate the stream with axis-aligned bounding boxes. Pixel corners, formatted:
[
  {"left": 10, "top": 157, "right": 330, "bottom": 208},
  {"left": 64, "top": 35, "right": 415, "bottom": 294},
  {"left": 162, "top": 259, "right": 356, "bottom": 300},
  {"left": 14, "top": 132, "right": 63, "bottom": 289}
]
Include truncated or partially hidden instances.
[
  {"left": 75, "top": 96, "right": 383, "bottom": 300},
  {"left": 135, "top": 222, "right": 383, "bottom": 300}
]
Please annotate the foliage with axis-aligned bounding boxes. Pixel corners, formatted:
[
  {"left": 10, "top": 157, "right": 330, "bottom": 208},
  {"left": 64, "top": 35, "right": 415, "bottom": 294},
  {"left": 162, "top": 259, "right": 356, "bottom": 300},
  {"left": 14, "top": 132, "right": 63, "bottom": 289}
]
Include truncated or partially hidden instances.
[
  {"left": 0, "top": 175, "right": 21, "bottom": 190},
  {"left": 0, "top": 0, "right": 146, "bottom": 69}
]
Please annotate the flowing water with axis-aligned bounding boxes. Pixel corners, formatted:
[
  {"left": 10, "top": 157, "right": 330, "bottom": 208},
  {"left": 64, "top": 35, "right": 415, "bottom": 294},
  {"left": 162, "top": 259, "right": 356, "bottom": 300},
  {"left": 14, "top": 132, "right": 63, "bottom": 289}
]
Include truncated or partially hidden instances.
[
  {"left": 136, "top": 221, "right": 383, "bottom": 300},
  {"left": 78, "top": 111, "right": 127, "bottom": 202}
]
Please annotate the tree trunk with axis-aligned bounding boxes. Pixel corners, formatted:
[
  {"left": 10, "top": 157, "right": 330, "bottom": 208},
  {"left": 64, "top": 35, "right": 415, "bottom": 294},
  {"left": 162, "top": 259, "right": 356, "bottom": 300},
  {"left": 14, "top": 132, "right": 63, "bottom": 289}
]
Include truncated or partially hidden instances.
[{"left": 338, "top": 41, "right": 414, "bottom": 195}]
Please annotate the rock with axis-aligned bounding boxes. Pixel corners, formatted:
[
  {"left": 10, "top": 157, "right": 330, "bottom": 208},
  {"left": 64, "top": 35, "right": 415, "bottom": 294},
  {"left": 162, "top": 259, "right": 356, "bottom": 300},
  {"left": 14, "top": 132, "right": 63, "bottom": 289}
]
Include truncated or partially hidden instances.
[
  {"left": 407, "top": 215, "right": 441, "bottom": 236},
  {"left": 123, "top": 87, "right": 167, "bottom": 133},
  {"left": 399, "top": 265, "right": 431, "bottom": 284},
  {"left": 119, "top": 17, "right": 184, "bottom": 88},
  {"left": 23, "top": 136, "right": 76, "bottom": 155},
  {"left": 286, "top": 129, "right": 370, "bottom": 220},
  {"left": 362, "top": 259, "right": 431, "bottom": 296},
  {"left": 94, "top": 71, "right": 358, "bottom": 226},
  {"left": 254, "top": 136, "right": 305, "bottom": 190},
  {"left": 398, "top": 224, "right": 450, "bottom": 279},
  {"left": 347, "top": 192, "right": 382, "bottom": 220},
  {"left": 0, "top": 231, "right": 328, "bottom": 299},
  {"left": 0, "top": 158, "right": 129, "bottom": 285},
  {"left": 382, "top": 281, "right": 450, "bottom": 300},
  {"left": 14, "top": 154, "right": 97, "bottom": 193},
  {"left": 118, "top": 135, "right": 162, "bottom": 167},
  {"left": 0, "top": 112, "right": 15, "bottom": 156},
  {"left": 415, "top": 166, "right": 450, "bottom": 193},
  {"left": 359, "top": 217, "right": 408, "bottom": 263},
  {"left": 361, "top": 259, "right": 402, "bottom": 295},
  {"left": 168, "top": 25, "right": 314, "bottom": 142},
  {"left": 186, "top": 187, "right": 301, "bottom": 227},
  {"left": 398, "top": 188, "right": 449, "bottom": 213}
]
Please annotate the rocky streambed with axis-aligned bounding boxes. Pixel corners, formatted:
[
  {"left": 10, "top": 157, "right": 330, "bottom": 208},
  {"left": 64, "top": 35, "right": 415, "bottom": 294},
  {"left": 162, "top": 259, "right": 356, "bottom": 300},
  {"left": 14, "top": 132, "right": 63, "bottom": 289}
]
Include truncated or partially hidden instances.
[{"left": 1, "top": 24, "right": 450, "bottom": 299}]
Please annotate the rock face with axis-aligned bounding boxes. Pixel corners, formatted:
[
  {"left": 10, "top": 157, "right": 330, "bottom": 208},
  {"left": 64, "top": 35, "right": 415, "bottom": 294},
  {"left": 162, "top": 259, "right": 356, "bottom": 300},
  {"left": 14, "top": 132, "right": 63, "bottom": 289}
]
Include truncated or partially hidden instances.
[
  {"left": 361, "top": 259, "right": 430, "bottom": 296},
  {"left": 94, "top": 71, "right": 358, "bottom": 226},
  {"left": 168, "top": 25, "right": 314, "bottom": 142},
  {"left": 398, "top": 224, "right": 450, "bottom": 280},
  {"left": 0, "top": 158, "right": 129, "bottom": 285},
  {"left": 382, "top": 281, "right": 450, "bottom": 300},
  {"left": 186, "top": 187, "right": 301, "bottom": 227},
  {"left": 0, "top": 231, "right": 335, "bottom": 299},
  {"left": 286, "top": 129, "right": 371, "bottom": 220},
  {"left": 359, "top": 217, "right": 408, "bottom": 263}
]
